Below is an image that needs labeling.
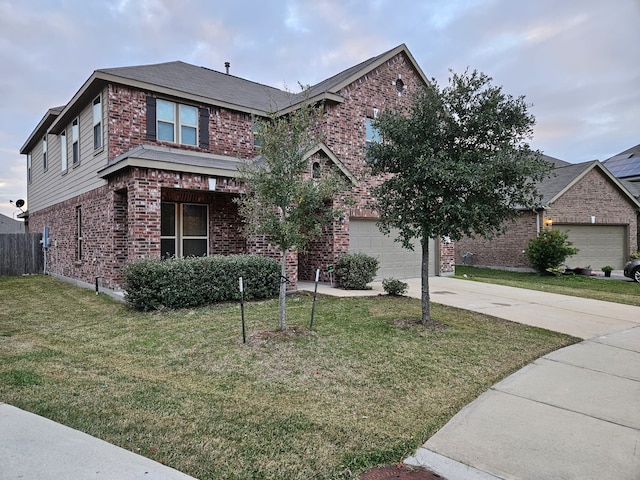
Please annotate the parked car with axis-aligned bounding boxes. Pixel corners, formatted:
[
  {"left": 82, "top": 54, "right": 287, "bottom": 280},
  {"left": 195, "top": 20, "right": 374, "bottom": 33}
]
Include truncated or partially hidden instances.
[{"left": 623, "top": 258, "right": 640, "bottom": 283}]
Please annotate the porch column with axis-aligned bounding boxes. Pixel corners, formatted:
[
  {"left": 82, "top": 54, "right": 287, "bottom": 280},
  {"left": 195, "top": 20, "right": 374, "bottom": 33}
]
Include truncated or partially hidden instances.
[{"left": 127, "top": 169, "right": 162, "bottom": 260}]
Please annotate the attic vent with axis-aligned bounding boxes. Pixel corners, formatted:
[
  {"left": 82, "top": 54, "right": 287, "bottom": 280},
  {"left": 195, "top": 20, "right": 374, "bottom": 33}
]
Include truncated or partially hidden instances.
[
  {"left": 395, "top": 78, "right": 405, "bottom": 94},
  {"left": 629, "top": 154, "right": 635, "bottom": 159}
]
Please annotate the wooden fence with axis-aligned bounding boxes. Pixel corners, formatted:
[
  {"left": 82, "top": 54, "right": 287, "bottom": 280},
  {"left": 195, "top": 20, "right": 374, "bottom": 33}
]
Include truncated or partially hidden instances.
[{"left": 0, "top": 233, "right": 44, "bottom": 276}]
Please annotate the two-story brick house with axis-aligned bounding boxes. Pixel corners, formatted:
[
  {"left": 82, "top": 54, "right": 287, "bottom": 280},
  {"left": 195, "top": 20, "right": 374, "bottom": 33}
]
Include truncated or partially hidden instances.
[{"left": 20, "top": 44, "right": 455, "bottom": 293}]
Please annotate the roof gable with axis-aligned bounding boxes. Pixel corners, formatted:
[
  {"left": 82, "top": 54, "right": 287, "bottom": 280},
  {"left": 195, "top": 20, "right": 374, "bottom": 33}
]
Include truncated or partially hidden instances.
[
  {"left": 19, "top": 106, "right": 64, "bottom": 154},
  {"left": 304, "top": 44, "right": 429, "bottom": 98},
  {"left": 538, "top": 160, "right": 640, "bottom": 208},
  {"left": 303, "top": 142, "right": 357, "bottom": 185}
]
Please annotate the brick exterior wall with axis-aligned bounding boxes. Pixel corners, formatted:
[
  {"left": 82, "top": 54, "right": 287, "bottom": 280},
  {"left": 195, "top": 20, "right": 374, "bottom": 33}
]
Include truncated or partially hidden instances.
[
  {"left": 108, "top": 85, "right": 257, "bottom": 160},
  {"left": 456, "top": 168, "right": 639, "bottom": 269},
  {"left": 322, "top": 52, "right": 455, "bottom": 274},
  {"left": 29, "top": 50, "right": 456, "bottom": 293},
  {"left": 456, "top": 211, "right": 539, "bottom": 269}
]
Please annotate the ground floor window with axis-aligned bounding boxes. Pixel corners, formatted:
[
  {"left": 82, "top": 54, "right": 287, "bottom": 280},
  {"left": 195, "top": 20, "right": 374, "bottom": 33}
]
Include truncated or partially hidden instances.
[
  {"left": 161, "top": 202, "right": 208, "bottom": 258},
  {"left": 76, "top": 206, "right": 82, "bottom": 260}
]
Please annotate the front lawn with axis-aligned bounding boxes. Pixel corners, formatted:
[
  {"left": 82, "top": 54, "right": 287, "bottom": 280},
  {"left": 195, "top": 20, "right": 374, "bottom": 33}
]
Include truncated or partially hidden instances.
[
  {"left": 455, "top": 266, "right": 640, "bottom": 307},
  {"left": 0, "top": 275, "right": 576, "bottom": 479}
]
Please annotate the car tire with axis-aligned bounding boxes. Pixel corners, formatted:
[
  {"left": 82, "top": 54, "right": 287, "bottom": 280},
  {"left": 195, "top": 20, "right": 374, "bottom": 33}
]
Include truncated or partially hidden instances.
[{"left": 634, "top": 267, "right": 640, "bottom": 283}]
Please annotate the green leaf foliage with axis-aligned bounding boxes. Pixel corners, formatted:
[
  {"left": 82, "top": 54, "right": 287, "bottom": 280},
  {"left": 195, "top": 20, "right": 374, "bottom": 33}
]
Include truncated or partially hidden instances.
[
  {"left": 526, "top": 228, "right": 578, "bottom": 274},
  {"left": 335, "top": 253, "right": 379, "bottom": 289},
  {"left": 122, "top": 255, "right": 280, "bottom": 311},
  {"left": 368, "top": 69, "right": 552, "bottom": 322},
  {"left": 236, "top": 95, "right": 347, "bottom": 255},
  {"left": 369, "top": 69, "right": 552, "bottom": 246},
  {"left": 382, "top": 278, "right": 409, "bottom": 296},
  {"left": 236, "top": 90, "right": 351, "bottom": 329}
]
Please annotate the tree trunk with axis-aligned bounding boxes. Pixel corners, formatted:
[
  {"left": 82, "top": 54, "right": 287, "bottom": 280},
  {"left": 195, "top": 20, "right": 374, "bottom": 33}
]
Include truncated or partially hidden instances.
[
  {"left": 421, "top": 238, "right": 431, "bottom": 325},
  {"left": 279, "top": 250, "right": 287, "bottom": 330}
]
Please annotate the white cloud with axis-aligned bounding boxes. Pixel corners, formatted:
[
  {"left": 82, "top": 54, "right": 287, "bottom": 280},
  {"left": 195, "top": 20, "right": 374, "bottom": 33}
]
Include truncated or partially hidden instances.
[{"left": 0, "top": 0, "right": 639, "bottom": 218}]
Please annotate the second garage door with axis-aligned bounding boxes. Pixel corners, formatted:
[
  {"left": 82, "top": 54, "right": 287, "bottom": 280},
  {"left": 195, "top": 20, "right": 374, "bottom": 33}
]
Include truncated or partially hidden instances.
[
  {"left": 557, "top": 224, "right": 627, "bottom": 270},
  {"left": 349, "top": 219, "right": 436, "bottom": 280}
]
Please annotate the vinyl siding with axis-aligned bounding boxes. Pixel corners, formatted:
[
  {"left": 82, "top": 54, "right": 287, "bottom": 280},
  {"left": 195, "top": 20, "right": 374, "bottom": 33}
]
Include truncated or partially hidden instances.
[{"left": 27, "top": 87, "right": 109, "bottom": 213}]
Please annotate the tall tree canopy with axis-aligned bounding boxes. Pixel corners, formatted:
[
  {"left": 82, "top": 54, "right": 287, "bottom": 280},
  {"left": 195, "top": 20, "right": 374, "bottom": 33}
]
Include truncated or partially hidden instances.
[
  {"left": 237, "top": 97, "right": 347, "bottom": 330},
  {"left": 369, "top": 69, "right": 552, "bottom": 324}
]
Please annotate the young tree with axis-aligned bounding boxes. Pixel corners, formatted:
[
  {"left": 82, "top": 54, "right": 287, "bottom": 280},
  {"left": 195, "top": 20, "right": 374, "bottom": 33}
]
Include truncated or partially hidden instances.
[
  {"left": 369, "top": 69, "right": 552, "bottom": 325},
  {"left": 237, "top": 96, "right": 347, "bottom": 330}
]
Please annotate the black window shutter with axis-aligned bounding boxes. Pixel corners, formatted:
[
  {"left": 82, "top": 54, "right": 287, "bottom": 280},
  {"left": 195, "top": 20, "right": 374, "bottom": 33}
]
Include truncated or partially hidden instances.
[
  {"left": 146, "top": 96, "right": 157, "bottom": 141},
  {"left": 199, "top": 107, "right": 210, "bottom": 150}
]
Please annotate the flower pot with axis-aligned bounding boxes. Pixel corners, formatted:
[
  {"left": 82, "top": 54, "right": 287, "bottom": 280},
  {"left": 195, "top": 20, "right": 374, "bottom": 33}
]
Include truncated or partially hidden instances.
[{"left": 604, "top": 271, "right": 611, "bottom": 277}]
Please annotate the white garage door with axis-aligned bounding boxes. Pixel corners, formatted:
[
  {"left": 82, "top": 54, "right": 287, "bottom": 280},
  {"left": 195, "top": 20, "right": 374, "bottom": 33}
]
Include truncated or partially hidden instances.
[
  {"left": 557, "top": 225, "right": 627, "bottom": 270},
  {"left": 349, "top": 219, "right": 436, "bottom": 280}
]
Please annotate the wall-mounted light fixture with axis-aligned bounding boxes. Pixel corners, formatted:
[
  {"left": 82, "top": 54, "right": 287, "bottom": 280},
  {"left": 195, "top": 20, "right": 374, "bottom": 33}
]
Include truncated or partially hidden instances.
[{"left": 543, "top": 218, "right": 553, "bottom": 227}]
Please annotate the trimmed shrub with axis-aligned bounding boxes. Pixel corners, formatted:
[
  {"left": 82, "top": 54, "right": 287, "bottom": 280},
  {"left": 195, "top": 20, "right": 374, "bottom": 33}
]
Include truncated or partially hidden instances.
[
  {"left": 382, "top": 278, "right": 408, "bottom": 296},
  {"left": 123, "top": 255, "right": 280, "bottom": 311},
  {"left": 335, "top": 253, "right": 379, "bottom": 290},
  {"left": 526, "top": 229, "right": 578, "bottom": 274}
]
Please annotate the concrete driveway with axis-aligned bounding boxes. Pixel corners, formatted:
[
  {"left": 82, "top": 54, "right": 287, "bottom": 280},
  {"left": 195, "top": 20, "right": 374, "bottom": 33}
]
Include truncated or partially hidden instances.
[
  {"left": 394, "top": 277, "right": 640, "bottom": 480},
  {"left": 401, "top": 276, "right": 640, "bottom": 340}
]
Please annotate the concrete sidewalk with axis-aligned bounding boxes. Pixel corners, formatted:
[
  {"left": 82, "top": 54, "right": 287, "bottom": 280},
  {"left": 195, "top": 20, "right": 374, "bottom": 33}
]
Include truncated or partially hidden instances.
[
  {"left": 0, "top": 402, "right": 197, "bottom": 479},
  {"left": 301, "top": 276, "right": 640, "bottom": 479}
]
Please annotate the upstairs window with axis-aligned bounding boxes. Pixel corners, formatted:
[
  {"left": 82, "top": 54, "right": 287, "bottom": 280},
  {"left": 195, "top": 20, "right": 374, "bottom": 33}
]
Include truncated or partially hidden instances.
[
  {"left": 157, "top": 99, "right": 175, "bottom": 142},
  {"left": 42, "top": 135, "right": 47, "bottom": 171},
  {"left": 146, "top": 96, "right": 208, "bottom": 149},
  {"left": 157, "top": 99, "right": 198, "bottom": 146},
  {"left": 27, "top": 154, "right": 32, "bottom": 183},
  {"left": 253, "top": 121, "right": 262, "bottom": 147},
  {"left": 60, "top": 130, "right": 67, "bottom": 172},
  {"left": 365, "top": 110, "right": 381, "bottom": 163},
  {"left": 72, "top": 118, "right": 80, "bottom": 165},
  {"left": 365, "top": 118, "right": 381, "bottom": 147},
  {"left": 93, "top": 95, "right": 102, "bottom": 150}
]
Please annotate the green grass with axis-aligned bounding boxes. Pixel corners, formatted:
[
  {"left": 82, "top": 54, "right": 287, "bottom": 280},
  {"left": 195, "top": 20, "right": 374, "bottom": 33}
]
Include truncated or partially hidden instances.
[
  {"left": 0, "top": 275, "right": 577, "bottom": 479},
  {"left": 455, "top": 266, "right": 640, "bottom": 307}
]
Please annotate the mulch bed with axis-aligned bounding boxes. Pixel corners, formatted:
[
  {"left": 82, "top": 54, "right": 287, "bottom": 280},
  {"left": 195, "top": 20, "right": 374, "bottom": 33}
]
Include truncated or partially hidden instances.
[{"left": 359, "top": 464, "right": 443, "bottom": 479}]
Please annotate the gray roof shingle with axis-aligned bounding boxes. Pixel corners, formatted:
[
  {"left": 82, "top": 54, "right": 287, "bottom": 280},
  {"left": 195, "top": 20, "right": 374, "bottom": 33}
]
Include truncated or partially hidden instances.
[
  {"left": 99, "top": 61, "right": 295, "bottom": 112},
  {"left": 536, "top": 160, "right": 596, "bottom": 205}
]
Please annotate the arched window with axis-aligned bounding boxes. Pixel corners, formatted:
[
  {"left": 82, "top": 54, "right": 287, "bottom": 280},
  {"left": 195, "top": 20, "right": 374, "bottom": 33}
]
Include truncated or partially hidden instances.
[{"left": 312, "top": 162, "right": 321, "bottom": 179}]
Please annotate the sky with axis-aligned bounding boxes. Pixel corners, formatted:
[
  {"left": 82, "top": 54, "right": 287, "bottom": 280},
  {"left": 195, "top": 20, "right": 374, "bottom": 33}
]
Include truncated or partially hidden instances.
[{"left": 1, "top": 0, "right": 639, "bottom": 220}]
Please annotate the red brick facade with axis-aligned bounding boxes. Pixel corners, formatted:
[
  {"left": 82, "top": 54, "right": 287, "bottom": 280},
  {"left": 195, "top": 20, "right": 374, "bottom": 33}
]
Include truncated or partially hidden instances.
[
  {"left": 456, "top": 211, "right": 539, "bottom": 269},
  {"left": 27, "top": 48, "right": 455, "bottom": 292}
]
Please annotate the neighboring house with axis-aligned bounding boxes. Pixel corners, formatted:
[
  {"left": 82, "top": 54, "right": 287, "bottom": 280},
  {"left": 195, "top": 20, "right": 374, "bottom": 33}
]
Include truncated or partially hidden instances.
[
  {"left": 0, "top": 214, "right": 25, "bottom": 233},
  {"left": 20, "top": 44, "right": 455, "bottom": 292},
  {"left": 456, "top": 156, "right": 640, "bottom": 271}
]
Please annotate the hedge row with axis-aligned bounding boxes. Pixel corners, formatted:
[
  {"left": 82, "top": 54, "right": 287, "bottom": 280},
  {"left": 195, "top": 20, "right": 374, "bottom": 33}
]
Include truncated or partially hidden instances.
[{"left": 123, "top": 255, "right": 281, "bottom": 311}]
